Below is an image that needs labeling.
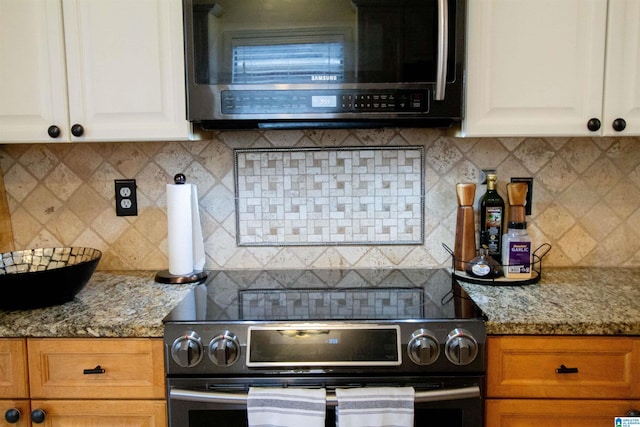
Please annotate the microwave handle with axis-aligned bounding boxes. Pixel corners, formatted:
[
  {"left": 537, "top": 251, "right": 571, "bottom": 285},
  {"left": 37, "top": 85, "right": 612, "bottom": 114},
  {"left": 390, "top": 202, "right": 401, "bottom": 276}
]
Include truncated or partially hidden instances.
[
  {"left": 434, "top": 0, "right": 449, "bottom": 101},
  {"left": 170, "top": 385, "right": 480, "bottom": 406}
]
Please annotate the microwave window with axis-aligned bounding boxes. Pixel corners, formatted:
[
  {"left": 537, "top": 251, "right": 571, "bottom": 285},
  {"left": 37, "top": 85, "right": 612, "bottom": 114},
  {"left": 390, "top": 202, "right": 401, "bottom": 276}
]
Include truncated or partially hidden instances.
[
  {"left": 232, "top": 38, "right": 346, "bottom": 84},
  {"left": 189, "top": 0, "right": 456, "bottom": 86}
]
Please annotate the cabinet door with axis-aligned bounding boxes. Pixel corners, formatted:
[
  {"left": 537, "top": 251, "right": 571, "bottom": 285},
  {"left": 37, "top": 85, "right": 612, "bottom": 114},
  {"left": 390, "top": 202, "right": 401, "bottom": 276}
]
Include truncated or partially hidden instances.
[
  {"left": 62, "top": 0, "right": 191, "bottom": 141},
  {"left": 463, "top": 0, "right": 608, "bottom": 137},
  {"left": 0, "top": 339, "right": 28, "bottom": 399},
  {"left": 0, "top": 0, "right": 70, "bottom": 143},
  {"left": 0, "top": 400, "right": 30, "bottom": 427},
  {"left": 486, "top": 399, "right": 640, "bottom": 427},
  {"left": 29, "top": 400, "right": 167, "bottom": 427},
  {"left": 602, "top": 0, "right": 640, "bottom": 136}
]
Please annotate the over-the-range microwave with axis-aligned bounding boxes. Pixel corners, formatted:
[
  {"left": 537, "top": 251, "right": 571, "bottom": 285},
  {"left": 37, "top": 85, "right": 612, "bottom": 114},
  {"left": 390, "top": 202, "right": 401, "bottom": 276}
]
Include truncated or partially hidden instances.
[{"left": 183, "top": 0, "right": 466, "bottom": 130}]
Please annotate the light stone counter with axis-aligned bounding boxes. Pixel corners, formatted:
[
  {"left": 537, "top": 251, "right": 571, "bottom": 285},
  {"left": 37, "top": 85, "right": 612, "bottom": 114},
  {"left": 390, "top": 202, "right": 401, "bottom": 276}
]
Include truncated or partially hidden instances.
[
  {"left": 0, "top": 271, "right": 196, "bottom": 338},
  {"left": 458, "top": 267, "right": 640, "bottom": 335},
  {"left": 2, "top": 268, "right": 639, "bottom": 338}
]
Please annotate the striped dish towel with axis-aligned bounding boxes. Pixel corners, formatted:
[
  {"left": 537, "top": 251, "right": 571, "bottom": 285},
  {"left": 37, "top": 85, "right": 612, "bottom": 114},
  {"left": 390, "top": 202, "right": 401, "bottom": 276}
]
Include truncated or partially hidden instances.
[
  {"left": 247, "top": 387, "right": 326, "bottom": 427},
  {"left": 335, "top": 387, "right": 415, "bottom": 427}
]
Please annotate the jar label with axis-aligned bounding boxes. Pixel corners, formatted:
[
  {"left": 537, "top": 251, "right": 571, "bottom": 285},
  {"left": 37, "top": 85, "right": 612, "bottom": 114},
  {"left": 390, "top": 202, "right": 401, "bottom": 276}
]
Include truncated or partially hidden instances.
[
  {"left": 485, "top": 207, "right": 503, "bottom": 254},
  {"left": 506, "top": 242, "right": 531, "bottom": 274},
  {"left": 471, "top": 262, "right": 491, "bottom": 277}
]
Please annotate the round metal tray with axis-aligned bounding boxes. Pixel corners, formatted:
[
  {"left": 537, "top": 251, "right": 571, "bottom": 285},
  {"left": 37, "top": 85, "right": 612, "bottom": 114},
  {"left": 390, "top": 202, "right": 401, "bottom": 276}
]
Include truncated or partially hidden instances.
[{"left": 443, "top": 243, "right": 551, "bottom": 286}]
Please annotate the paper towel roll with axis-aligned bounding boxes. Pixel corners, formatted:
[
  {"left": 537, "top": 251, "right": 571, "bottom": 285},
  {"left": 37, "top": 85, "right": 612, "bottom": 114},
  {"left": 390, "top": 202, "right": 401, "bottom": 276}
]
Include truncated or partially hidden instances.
[
  {"left": 166, "top": 180, "right": 205, "bottom": 276},
  {"left": 190, "top": 184, "right": 205, "bottom": 271}
]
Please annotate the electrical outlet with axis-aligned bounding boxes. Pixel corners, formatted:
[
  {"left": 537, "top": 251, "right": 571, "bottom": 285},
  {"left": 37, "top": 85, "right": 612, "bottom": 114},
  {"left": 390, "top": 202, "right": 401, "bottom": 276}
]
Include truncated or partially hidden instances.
[
  {"left": 114, "top": 179, "right": 138, "bottom": 216},
  {"left": 510, "top": 177, "right": 533, "bottom": 215},
  {"left": 480, "top": 169, "right": 497, "bottom": 185}
]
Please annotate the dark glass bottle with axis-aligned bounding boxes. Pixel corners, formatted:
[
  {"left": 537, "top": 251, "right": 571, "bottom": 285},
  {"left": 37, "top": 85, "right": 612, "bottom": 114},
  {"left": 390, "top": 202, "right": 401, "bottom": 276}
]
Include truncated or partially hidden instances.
[{"left": 479, "top": 173, "right": 505, "bottom": 262}]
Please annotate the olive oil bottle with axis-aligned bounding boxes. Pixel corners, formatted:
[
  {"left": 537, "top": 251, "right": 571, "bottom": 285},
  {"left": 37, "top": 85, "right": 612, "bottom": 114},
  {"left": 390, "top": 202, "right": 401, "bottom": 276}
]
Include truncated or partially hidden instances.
[{"left": 479, "top": 173, "right": 504, "bottom": 262}]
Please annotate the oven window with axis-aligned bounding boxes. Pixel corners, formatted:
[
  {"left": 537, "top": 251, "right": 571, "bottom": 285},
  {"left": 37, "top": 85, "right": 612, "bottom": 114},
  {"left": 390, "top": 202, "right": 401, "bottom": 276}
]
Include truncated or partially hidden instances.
[
  {"left": 190, "top": 410, "right": 247, "bottom": 426},
  {"left": 184, "top": 407, "right": 466, "bottom": 427}
]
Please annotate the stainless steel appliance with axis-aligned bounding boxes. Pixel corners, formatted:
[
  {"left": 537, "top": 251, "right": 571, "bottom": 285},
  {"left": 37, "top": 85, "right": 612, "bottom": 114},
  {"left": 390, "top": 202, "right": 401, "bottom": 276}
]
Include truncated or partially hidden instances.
[
  {"left": 182, "top": 0, "right": 467, "bottom": 129},
  {"left": 164, "top": 269, "right": 486, "bottom": 427}
]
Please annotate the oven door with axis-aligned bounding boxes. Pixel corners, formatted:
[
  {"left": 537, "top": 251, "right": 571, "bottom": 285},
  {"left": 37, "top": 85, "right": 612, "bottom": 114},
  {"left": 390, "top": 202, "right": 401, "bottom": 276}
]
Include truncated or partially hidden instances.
[{"left": 168, "top": 377, "right": 484, "bottom": 427}]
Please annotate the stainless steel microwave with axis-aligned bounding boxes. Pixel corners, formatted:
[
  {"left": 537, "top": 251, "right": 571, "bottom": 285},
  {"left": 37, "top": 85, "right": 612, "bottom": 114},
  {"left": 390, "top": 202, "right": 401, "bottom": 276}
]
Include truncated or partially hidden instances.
[{"left": 183, "top": 0, "right": 466, "bottom": 129}]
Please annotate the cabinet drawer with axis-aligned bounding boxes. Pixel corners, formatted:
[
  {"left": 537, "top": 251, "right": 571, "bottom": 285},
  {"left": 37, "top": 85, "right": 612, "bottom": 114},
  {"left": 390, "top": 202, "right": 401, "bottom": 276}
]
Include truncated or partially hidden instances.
[
  {"left": 486, "top": 399, "right": 640, "bottom": 426},
  {"left": 487, "top": 336, "right": 640, "bottom": 399},
  {"left": 29, "top": 400, "right": 167, "bottom": 427},
  {"left": 27, "top": 338, "right": 164, "bottom": 399},
  {"left": 0, "top": 339, "right": 28, "bottom": 399}
]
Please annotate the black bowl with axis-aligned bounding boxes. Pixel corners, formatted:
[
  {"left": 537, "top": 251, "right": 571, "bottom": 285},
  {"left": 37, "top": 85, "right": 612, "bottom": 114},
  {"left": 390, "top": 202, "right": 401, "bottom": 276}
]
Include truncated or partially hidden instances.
[{"left": 0, "top": 247, "right": 102, "bottom": 310}]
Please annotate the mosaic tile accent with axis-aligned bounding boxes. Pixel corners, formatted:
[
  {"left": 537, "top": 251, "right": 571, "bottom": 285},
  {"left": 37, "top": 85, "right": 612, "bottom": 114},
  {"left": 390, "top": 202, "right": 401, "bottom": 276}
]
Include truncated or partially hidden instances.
[{"left": 234, "top": 147, "right": 425, "bottom": 246}]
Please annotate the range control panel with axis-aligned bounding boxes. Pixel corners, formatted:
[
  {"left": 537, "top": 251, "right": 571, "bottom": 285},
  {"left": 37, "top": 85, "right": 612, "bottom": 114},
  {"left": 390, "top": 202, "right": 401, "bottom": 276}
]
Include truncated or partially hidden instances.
[{"left": 221, "top": 90, "right": 429, "bottom": 115}]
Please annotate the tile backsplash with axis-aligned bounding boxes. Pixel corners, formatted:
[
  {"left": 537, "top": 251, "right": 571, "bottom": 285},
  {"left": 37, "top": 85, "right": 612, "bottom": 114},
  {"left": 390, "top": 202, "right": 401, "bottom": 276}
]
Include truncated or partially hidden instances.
[{"left": 1, "top": 128, "right": 639, "bottom": 270}]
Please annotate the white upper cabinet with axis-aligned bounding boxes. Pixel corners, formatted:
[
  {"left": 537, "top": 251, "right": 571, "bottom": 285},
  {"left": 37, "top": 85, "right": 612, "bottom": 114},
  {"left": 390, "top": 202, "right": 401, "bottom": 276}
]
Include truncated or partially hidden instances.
[
  {"left": 462, "top": 0, "right": 640, "bottom": 137},
  {"left": 0, "top": 0, "right": 191, "bottom": 143},
  {"left": 0, "top": 0, "right": 69, "bottom": 142},
  {"left": 602, "top": 0, "right": 640, "bottom": 136}
]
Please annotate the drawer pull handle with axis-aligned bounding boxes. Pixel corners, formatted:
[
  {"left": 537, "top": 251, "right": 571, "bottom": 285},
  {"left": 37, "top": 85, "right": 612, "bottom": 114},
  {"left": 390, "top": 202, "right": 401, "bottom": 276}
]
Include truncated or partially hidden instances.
[
  {"left": 556, "top": 364, "right": 578, "bottom": 374},
  {"left": 83, "top": 365, "right": 106, "bottom": 375}
]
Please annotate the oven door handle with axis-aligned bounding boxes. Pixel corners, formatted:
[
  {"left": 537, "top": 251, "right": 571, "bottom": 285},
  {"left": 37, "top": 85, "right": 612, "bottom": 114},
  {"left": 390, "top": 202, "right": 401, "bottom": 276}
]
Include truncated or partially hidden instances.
[{"left": 170, "top": 385, "right": 480, "bottom": 406}]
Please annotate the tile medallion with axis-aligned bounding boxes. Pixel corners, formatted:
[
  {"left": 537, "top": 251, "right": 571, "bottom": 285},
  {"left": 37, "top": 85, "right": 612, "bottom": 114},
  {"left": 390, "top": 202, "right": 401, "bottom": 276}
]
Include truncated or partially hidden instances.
[{"left": 234, "top": 147, "right": 424, "bottom": 246}]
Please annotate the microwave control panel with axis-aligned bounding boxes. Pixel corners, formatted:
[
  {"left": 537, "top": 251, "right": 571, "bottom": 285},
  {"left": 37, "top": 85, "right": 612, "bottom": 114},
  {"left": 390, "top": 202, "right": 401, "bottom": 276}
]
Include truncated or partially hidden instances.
[{"left": 221, "top": 90, "right": 429, "bottom": 115}]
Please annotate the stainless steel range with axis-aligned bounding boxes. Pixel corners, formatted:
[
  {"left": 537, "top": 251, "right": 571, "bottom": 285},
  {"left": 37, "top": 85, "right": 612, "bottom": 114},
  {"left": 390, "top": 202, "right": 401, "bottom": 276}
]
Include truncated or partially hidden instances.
[{"left": 163, "top": 268, "right": 486, "bottom": 427}]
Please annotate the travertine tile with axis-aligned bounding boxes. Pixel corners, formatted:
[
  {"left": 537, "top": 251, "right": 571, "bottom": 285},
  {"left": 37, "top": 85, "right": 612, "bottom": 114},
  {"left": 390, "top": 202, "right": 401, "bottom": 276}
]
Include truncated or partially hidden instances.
[{"left": 0, "top": 130, "right": 639, "bottom": 270}]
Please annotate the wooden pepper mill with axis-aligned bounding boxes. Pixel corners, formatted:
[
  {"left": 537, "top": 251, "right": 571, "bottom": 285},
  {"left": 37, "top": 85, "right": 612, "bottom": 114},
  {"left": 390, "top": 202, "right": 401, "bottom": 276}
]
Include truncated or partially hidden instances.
[
  {"left": 454, "top": 183, "right": 477, "bottom": 271},
  {"left": 506, "top": 182, "right": 528, "bottom": 223}
]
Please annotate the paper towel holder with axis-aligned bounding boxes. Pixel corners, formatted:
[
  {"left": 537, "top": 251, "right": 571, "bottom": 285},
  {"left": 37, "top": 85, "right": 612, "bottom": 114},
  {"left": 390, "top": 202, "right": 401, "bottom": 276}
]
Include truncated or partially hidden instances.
[{"left": 155, "top": 173, "right": 208, "bottom": 284}]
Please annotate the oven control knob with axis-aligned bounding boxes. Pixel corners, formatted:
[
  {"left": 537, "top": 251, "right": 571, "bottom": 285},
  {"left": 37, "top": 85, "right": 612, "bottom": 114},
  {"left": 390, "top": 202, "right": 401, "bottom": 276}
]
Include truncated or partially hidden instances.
[
  {"left": 407, "top": 329, "right": 440, "bottom": 365},
  {"left": 171, "top": 332, "right": 204, "bottom": 368},
  {"left": 209, "top": 332, "right": 240, "bottom": 366},
  {"left": 445, "top": 328, "right": 479, "bottom": 366}
]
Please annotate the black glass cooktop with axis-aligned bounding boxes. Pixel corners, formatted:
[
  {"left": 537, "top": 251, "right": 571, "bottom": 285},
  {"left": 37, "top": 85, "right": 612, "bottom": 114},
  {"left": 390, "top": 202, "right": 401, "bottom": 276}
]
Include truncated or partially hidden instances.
[{"left": 164, "top": 268, "right": 482, "bottom": 323}]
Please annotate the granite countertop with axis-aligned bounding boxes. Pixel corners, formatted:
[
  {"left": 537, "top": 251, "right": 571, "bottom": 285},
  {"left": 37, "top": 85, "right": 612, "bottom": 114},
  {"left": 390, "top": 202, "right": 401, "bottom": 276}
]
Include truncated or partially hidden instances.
[
  {"left": 0, "top": 271, "right": 196, "bottom": 338},
  {"left": 458, "top": 267, "right": 640, "bottom": 335},
  {"left": 2, "top": 268, "right": 640, "bottom": 338}
]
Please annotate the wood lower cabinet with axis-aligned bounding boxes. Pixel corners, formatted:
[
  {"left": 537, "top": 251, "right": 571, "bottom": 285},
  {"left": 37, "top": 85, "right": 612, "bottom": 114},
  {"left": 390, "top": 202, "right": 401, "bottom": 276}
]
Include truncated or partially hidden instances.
[
  {"left": 0, "top": 338, "right": 166, "bottom": 427},
  {"left": 28, "top": 400, "right": 167, "bottom": 427},
  {"left": 0, "top": 339, "right": 29, "bottom": 426},
  {"left": 487, "top": 399, "right": 640, "bottom": 426},
  {"left": 0, "top": 339, "right": 28, "bottom": 398},
  {"left": 486, "top": 336, "right": 640, "bottom": 426}
]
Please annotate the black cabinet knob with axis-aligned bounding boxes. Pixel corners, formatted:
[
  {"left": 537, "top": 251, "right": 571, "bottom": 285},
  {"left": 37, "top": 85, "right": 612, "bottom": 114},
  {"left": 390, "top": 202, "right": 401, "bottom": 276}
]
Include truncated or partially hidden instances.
[
  {"left": 47, "top": 125, "right": 61, "bottom": 138},
  {"left": 587, "top": 118, "right": 601, "bottom": 131},
  {"left": 31, "top": 409, "right": 46, "bottom": 424},
  {"left": 612, "top": 118, "right": 626, "bottom": 132},
  {"left": 4, "top": 408, "right": 20, "bottom": 423},
  {"left": 71, "top": 124, "right": 84, "bottom": 137},
  {"left": 627, "top": 409, "right": 640, "bottom": 417}
]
